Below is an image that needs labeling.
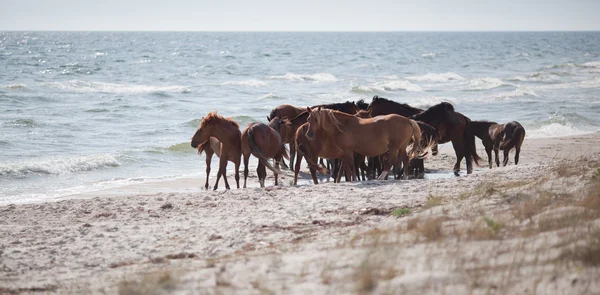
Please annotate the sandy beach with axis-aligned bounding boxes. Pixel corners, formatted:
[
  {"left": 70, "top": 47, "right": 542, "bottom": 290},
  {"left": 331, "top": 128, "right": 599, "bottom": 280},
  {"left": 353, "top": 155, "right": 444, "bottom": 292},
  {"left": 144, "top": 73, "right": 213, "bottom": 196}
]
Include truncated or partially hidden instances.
[{"left": 2, "top": 133, "right": 600, "bottom": 294}]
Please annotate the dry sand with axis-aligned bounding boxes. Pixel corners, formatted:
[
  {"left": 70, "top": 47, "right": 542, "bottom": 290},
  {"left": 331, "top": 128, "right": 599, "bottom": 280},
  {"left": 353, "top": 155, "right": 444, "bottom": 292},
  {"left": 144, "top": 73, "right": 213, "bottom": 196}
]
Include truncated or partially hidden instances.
[{"left": 1, "top": 133, "right": 600, "bottom": 294}]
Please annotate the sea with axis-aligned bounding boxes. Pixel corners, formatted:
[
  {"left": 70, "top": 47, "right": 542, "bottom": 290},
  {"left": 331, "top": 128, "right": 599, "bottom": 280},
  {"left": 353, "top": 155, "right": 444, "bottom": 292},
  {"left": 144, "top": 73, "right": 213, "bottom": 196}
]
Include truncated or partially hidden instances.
[{"left": 1, "top": 31, "right": 599, "bottom": 204}]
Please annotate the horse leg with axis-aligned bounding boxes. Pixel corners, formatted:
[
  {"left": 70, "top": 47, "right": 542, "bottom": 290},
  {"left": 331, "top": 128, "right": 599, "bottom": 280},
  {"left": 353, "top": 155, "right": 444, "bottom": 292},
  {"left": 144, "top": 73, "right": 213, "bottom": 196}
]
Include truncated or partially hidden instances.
[
  {"left": 243, "top": 154, "right": 250, "bottom": 188},
  {"left": 494, "top": 146, "right": 500, "bottom": 167},
  {"left": 257, "top": 162, "right": 267, "bottom": 188},
  {"left": 451, "top": 139, "right": 465, "bottom": 176},
  {"left": 219, "top": 157, "right": 230, "bottom": 190},
  {"left": 274, "top": 155, "right": 281, "bottom": 186},
  {"left": 400, "top": 150, "right": 409, "bottom": 181},
  {"left": 377, "top": 153, "right": 391, "bottom": 181},
  {"left": 293, "top": 153, "right": 302, "bottom": 185},
  {"left": 515, "top": 145, "right": 521, "bottom": 165},
  {"left": 204, "top": 151, "right": 213, "bottom": 190},
  {"left": 234, "top": 160, "right": 240, "bottom": 189},
  {"left": 503, "top": 149, "right": 510, "bottom": 166},
  {"left": 335, "top": 159, "right": 345, "bottom": 183},
  {"left": 289, "top": 143, "right": 296, "bottom": 171},
  {"left": 486, "top": 144, "right": 493, "bottom": 169}
]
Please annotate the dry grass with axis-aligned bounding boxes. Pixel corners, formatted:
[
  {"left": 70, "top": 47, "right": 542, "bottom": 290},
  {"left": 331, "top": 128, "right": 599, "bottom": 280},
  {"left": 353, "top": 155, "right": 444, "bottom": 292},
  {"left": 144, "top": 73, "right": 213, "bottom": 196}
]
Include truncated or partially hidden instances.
[
  {"left": 417, "top": 217, "right": 444, "bottom": 242},
  {"left": 118, "top": 271, "right": 179, "bottom": 295},
  {"left": 424, "top": 194, "right": 443, "bottom": 209},
  {"left": 354, "top": 260, "right": 377, "bottom": 294}
]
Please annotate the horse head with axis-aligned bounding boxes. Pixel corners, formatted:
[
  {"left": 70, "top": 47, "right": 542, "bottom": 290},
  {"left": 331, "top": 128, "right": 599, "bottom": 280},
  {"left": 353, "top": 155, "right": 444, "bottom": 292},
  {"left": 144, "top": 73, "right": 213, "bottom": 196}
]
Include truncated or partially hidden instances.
[{"left": 305, "top": 107, "right": 321, "bottom": 140}]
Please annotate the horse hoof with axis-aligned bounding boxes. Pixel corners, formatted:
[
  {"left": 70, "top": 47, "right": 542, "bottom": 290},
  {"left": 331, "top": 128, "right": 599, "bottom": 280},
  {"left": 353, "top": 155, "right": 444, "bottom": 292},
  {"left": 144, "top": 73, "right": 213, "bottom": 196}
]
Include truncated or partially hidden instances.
[{"left": 454, "top": 171, "right": 460, "bottom": 177}]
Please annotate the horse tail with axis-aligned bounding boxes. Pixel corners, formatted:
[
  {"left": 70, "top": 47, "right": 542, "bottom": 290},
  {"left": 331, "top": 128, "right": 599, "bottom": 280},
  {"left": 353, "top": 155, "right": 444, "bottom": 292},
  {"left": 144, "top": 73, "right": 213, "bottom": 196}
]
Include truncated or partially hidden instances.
[
  {"left": 248, "top": 127, "right": 283, "bottom": 175},
  {"left": 464, "top": 121, "right": 481, "bottom": 165},
  {"left": 500, "top": 125, "right": 525, "bottom": 150},
  {"left": 296, "top": 142, "right": 328, "bottom": 175},
  {"left": 406, "top": 119, "right": 432, "bottom": 160}
]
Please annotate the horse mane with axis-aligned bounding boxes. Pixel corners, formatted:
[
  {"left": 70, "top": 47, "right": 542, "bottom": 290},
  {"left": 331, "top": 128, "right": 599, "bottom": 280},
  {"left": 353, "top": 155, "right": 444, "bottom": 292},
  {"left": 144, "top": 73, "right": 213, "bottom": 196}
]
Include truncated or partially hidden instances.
[
  {"left": 355, "top": 99, "right": 369, "bottom": 110},
  {"left": 200, "top": 112, "right": 239, "bottom": 129},
  {"left": 369, "top": 95, "right": 423, "bottom": 113},
  {"left": 312, "top": 101, "right": 358, "bottom": 114},
  {"left": 312, "top": 108, "right": 347, "bottom": 134}
]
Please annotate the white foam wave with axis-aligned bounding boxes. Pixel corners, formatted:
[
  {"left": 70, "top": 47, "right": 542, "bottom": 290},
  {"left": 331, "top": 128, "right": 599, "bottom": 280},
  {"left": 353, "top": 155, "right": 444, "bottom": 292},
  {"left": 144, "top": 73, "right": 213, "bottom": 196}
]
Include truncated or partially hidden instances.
[
  {"left": 0, "top": 154, "right": 120, "bottom": 177},
  {"left": 532, "top": 77, "right": 600, "bottom": 91},
  {"left": 494, "top": 88, "right": 538, "bottom": 100},
  {"left": 257, "top": 93, "right": 281, "bottom": 100},
  {"left": 464, "top": 77, "right": 512, "bottom": 90},
  {"left": 407, "top": 72, "right": 465, "bottom": 83},
  {"left": 421, "top": 53, "right": 436, "bottom": 58},
  {"left": 527, "top": 123, "right": 591, "bottom": 139},
  {"left": 353, "top": 80, "right": 422, "bottom": 93},
  {"left": 582, "top": 61, "right": 600, "bottom": 68},
  {"left": 222, "top": 79, "right": 267, "bottom": 87},
  {"left": 6, "top": 83, "right": 27, "bottom": 89},
  {"left": 44, "top": 80, "right": 189, "bottom": 94},
  {"left": 267, "top": 73, "right": 338, "bottom": 83}
]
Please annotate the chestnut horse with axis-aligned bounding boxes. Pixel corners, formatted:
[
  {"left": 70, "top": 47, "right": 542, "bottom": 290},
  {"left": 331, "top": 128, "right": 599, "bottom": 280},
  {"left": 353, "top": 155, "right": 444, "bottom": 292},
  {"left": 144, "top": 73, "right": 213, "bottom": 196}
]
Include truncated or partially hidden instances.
[
  {"left": 268, "top": 111, "right": 309, "bottom": 170},
  {"left": 267, "top": 104, "right": 304, "bottom": 122},
  {"left": 241, "top": 122, "right": 288, "bottom": 188},
  {"left": 305, "top": 108, "right": 430, "bottom": 181},
  {"left": 410, "top": 102, "right": 480, "bottom": 176},
  {"left": 191, "top": 113, "right": 241, "bottom": 190},
  {"left": 471, "top": 121, "right": 526, "bottom": 168}
]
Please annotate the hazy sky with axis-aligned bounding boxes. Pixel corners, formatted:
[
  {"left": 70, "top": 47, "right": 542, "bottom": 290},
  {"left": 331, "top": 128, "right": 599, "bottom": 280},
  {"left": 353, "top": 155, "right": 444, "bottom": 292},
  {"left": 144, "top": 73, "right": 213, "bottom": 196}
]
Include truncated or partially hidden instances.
[{"left": 1, "top": 0, "right": 599, "bottom": 31}]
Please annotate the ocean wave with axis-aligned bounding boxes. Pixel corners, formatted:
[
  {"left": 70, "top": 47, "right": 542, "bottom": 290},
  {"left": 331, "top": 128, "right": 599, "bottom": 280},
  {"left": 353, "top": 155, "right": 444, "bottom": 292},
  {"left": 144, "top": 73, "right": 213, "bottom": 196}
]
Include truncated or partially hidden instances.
[
  {"left": 1, "top": 118, "right": 43, "bottom": 128},
  {"left": 527, "top": 112, "right": 598, "bottom": 139},
  {"left": 0, "top": 154, "right": 120, "bottom": 177},
  {"left": 581, "top": 61, "right": 600, "bottom": 68},
  {"left": 494, "top": 88, "right": 538, "bottom": 100},
  {"left": 508, "top": 72, "right": 562, "bottom": 82},
  {"left": 267, "top": 73, "right": 338, "bottom": 83},
  {"left": 351, "top": 80, "right": 423, "bottom": 93},
  {"left": 463, "top": 77, "right": 513, "bottom": 91},
  {"left": 222, "top": 80, "right": 267, "bottom": 87},
  {"left": 408, "top": 97, "right": 455, "bottom": 109},
  {"left": 258, "top": 93, "right": 284, "bottom": 100},
  {"left": 421, "top": 53, "right": 436, "bottom": 58},
  {"left": 533, "top": 77, "right": 600, "bottom": 90},
  {"left": 43, "top": 80, "right": 190, "bottom": 94},
  {"left": 6, "top": 83, "right": 27, "bottom": 90},
  {"left": 407, "top": 72, "right": 465, "bottom": 83}
]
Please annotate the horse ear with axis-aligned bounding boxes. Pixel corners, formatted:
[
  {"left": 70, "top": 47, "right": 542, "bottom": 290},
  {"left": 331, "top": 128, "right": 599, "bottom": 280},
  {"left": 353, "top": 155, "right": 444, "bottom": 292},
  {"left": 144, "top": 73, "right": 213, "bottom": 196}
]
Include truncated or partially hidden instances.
[
  {"left": 306, "top": 107, "right": 311, "bottom": 112},
  {"left": 266, "top": 116, "right": 271, "bottom": 121},
  {"left": 318, "top": 106, "right": 322, "bottom": 111}
]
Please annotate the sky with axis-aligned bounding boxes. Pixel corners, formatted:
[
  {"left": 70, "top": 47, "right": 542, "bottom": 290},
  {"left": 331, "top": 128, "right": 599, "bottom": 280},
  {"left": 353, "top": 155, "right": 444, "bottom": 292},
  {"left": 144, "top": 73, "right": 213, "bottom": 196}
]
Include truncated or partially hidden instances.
[{"left": 1, "top": 0, "right": 599, "bottom": 31}]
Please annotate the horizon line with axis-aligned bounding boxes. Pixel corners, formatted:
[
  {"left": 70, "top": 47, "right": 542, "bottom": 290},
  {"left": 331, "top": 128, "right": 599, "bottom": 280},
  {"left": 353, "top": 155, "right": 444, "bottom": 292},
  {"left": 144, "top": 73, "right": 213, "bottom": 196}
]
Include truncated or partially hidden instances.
[{"left": 1, "top": 30, "right": 600, "bottom": 33}]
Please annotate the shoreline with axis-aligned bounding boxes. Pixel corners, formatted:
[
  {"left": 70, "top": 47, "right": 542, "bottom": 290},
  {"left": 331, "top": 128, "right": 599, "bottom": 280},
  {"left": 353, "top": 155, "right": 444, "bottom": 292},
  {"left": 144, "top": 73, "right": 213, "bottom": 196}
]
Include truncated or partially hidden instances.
[
  {"left": 1, "top": 132, "right": 600, "bottom": 293},
  {"left": 4, "top": 131, "right": 600, "bottom": 207}
]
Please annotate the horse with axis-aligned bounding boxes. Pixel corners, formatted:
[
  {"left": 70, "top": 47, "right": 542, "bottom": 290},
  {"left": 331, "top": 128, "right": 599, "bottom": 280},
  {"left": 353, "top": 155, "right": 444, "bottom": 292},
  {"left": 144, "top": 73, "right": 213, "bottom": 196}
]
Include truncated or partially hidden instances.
[
  {"left": 470, "top": 121, "right": 526, "bottom": 168},
  {"left": 305, "top": 107, "right": 431, "bottom": 182},
  {"left": 369, "top": 95, "right": 424, "bottom": 118},
  {"left": 266, "top": 104, "right": 304, "bottom": 122},
  {"left": 268, "top": 111, "right": 310, "bottom": 170},
  {"left": 241, "top": 122, "right": 288, "bottom": 188},
  {"left": 293, "top": 123, "right": 331, "bottom": 185},
  {"left": 395, "top": 122, "right": 439, "bottom": 179},
  {"left": 410, "top": 102, "right": 481, "bottom": 176},
  {"left": 191, "top": 112, "right": 241, "bottom": 190}
]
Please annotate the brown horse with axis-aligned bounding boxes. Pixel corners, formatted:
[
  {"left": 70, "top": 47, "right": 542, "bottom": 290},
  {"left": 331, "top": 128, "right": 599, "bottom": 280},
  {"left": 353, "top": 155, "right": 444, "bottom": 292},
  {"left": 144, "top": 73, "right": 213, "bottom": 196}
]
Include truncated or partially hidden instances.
[
  {"left": 305, "top": 108, "right": 430, "bottom": 181},
  {"left": 410, "top": 102, "right": 481, "bottom": 176},
  {"left": 191, "top": 112, "right": 241, "bottom": 190},
  {"left": 241, "top": 122, "right": 288, "bottom": 188},
  {"left": 471, "top": 121, "right": 526, "bottom": 168},
  {"left": 266, "top": 104, "right": 304, "bottom": 122},
  {"left": 268, "top": 111, "right": 310, "bottom": 170},
  {"left": 293, "top": 123, "right": 331, "bottom": 185}
]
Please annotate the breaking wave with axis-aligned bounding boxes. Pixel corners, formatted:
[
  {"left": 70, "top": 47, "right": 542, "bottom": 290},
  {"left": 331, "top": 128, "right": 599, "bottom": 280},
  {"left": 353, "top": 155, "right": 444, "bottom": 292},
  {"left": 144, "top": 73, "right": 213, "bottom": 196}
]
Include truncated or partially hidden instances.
[
  {"left": 267, "top": 73, "right": 338, "bottom": 83},
  {"left": 43, "top": 80, "right": 190, "bottom": 94},
  {"left": 0, "top": 154, "right": 121, "bottom": 177}
]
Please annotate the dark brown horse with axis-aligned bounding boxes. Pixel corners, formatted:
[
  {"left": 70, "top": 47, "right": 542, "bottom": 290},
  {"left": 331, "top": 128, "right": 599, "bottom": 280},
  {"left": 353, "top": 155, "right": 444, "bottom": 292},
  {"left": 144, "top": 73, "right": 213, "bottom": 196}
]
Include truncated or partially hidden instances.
[
  {"left": 369, "top": 95, "right": 424, "bottom": 117},
  {"left": 267, "top": 104, "right": 304, "bottom": 122},
  {"left": 241, "top": 122, "right": 288, "bottom": 188},
  {"left": 305, "top": 108, "right": 431, "bottom": 181},
  {"left": 471, "top": 121, "right": 526, "bottom": 168},
  {"left": 191, "top": 112, "right": 241, "bottom": 190},
  {"left": 410, "top": 102, "right": 481, "bottom": 176}
]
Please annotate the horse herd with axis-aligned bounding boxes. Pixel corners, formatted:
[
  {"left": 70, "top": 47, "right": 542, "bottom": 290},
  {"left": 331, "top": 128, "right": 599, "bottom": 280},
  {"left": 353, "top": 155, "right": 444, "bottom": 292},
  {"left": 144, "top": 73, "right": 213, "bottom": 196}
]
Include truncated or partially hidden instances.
[{"left": 190, "top": 95, "right": 526, "bottom": 190}]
